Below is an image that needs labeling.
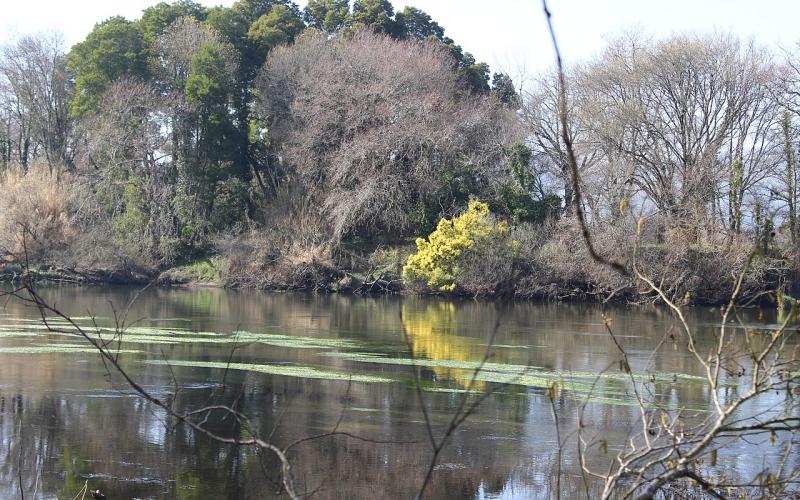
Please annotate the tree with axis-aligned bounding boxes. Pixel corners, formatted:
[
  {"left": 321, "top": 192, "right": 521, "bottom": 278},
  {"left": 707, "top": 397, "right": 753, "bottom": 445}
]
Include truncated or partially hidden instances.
[
  {"left": 0, "top": 34, "right": 74, "bottom": 169},
  {"left": 491, "top": 72, "right": 519, "bottom": 108},
  {"left": 205, "top": 0, "right": 305, "bottom": 185},
  {"left": 247, "top": 4, "right": 306, "bottom": 62},
  {"left": 351, "top": 0, "right": 399, "bottom": 36},
  {"left": 139, "top": 0, "right": 208, "bottom": 45},
  {"left": 586, "top": 34, "right": 776, "bottom": 225},
  {"left": 777, "top": 47, "right": 800, "bottom": 245},
  {"left": 522, "top": 71, "right": 596, "bottom": 216},
  {"left": 257, "top": 30, "right": 518, "bottom": 241},
  {"left": 0, "top": 48, "right": 35, "bottom": 169},
  {"left": 530, "top": 32, "right": 781, "bottom": 235},
  {"left": 157, "top": 19, "right": 241, "bottom": 248},
  {"left": 458, "top": 52, "right": 490, "bottom": 93},
  {"left": 68, "top": 16, "right": 149, "bottom": 115},
  {"left": 303, "top": 0, "right": 350, "bottom": 32},
  {"left": 395, "top": 7, "right": 446, "bottom": 42},
  {"left": 780, "top": 111, "right": 798, "bottom": 244},
  {"left": 403, "top": 200, "right": 507, "bottom": 292},
  {"left": 79, "top": 78, "right": 178, "bottom": 261}
]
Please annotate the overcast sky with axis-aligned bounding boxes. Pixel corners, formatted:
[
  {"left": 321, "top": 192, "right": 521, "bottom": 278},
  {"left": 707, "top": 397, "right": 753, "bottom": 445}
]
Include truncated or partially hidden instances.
[{"left": 2, "top": 0, "right": 800, "bottom": 80}]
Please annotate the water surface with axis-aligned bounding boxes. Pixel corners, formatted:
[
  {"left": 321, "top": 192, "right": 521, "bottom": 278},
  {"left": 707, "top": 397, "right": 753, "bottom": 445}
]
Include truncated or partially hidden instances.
[{"left": 0, "top": 285, "right": 793, "bottom": 498}]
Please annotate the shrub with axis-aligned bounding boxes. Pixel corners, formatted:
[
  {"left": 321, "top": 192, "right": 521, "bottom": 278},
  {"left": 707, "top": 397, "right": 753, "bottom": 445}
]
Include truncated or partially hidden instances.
[
  {"left": 402, "top": 200, "right": 508, "bottom": 292},
  {"left": 495, "top": 187, "right": 560, "bottom": 225},
  {"left": 161, "top": 258, "right": 221, "bottom": 284},
  {"left": 210, "top": 177, "right": 250, "bottom": 232},
  {"left": 113, "top": 178, "right": 150, "bottom": 257}
]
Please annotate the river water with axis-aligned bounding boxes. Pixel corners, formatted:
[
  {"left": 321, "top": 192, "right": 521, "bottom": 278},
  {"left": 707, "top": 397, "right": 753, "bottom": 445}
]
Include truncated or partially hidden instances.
[{"left": 0, "top": 285, "right": 795, "bottom": 498}]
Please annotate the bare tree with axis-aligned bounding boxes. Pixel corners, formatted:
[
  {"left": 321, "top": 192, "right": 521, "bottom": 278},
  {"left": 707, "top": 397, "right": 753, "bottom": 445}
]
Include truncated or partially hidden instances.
[
  {"left": 775, "top": 47, "right": 800, "bottom": 245},
  {"left": 0, "top": 33, "right": 74, "bottom": 170},
  {"left": 541, "top": 32, "right": 782, "bottom": 241},
  {"left": 521, "top": 70, "right": 600, "bottom": 216},
  {"left": 257, "top": 29, "right": 519, "bottom": 242},
  {"left": 541, "top": 4, "right": 800, "bottom": 497},
  {"left": 79, "top": 78, "right": 178, "bottom": 262}
]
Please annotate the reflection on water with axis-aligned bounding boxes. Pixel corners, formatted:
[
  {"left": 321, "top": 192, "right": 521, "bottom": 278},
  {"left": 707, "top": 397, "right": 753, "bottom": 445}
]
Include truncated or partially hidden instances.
[
  {"left": 0, "top": 285, "right": 795, "bottom": 498},
  {"left": 402, "top": 301, "right": 489, "bottom": 390}
]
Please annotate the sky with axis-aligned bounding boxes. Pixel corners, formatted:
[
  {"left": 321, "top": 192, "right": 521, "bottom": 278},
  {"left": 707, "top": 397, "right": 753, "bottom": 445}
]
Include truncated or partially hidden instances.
[{"left": 2, "top": 0, "right": 800, "bottom": 81}]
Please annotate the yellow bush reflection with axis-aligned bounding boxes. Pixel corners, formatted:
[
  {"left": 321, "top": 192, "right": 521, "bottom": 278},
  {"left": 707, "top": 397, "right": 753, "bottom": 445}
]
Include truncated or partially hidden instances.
[{"left": 401, "top": 301, "right": 486, "bottom": 389}]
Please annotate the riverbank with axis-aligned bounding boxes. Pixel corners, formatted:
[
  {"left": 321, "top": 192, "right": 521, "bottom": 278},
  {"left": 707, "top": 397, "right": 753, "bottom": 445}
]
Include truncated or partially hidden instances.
[{"left": 3, "top": 252, "right": 797, "bottom": 306}]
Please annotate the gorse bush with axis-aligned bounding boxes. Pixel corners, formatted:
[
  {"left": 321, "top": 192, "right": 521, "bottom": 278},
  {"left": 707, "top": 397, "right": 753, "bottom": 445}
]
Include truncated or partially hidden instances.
[{"left": 402, "top": 200, "right": 508, "bottom": 292}]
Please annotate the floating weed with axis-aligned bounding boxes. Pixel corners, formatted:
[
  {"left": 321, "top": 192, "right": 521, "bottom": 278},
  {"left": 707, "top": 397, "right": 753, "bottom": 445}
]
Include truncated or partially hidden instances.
[
  {"left": 142, "top": 318, "right": 193, "bottom": 323},
  {"left": 0, "top": 332, "right": 41, "bottom": 338},
  {"left": 0, "top": 324, "right": 80, "bottom": 332},
  {"left": 0, "top": 346, "right": 140, "bottom": 354},
  {"left": 121, "top": 327, "right": 216, "bottom": 336},
  {"left": 471, "top": 371, "right": 605, "bottom": 395},
  {"left": 145, "top": 360, "right": 394, "bottom": 383},
  {"left": 0, "top": 323, "right": 220, "bottom": 338},
  {"left": 478, "top": 344, "right": 541, "bottom": 349},
  {"left": 233, "top": 331, "right": 378, "bottom": 350},
  {"left": 323, "top": 352, "right": 706, "bottom": 384},
  {"left": 36, "top": 343, "right": 93, "bottom": 348},
  {"left": 84, "top": 335, "right": 181, "bottom": 345},
  {"left": 2, "top": 318, "right": 72, "bottom": 324},
  {"left": 321, "top": 352, "right": 538, "bottom": 373},
  {"left": 0, "top": 323, "right": 381, "bottom": 350},
  {"left": 422, "top": 387, "right": 472, "bottom": 394}
]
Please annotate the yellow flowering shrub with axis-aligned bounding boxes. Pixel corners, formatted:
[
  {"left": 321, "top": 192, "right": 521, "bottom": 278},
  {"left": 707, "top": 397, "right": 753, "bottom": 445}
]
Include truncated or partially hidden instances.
[{"left": 402, "top": 200, "right": 508, "bottom": 292}]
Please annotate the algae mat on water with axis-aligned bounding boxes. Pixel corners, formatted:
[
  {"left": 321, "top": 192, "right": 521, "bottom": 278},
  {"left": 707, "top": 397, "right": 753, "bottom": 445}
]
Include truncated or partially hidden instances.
[
  {"left": 321, "top": 352, "right": 706, "bottom": 383},
  {"left": 145, "top": 360, "right": 394, "bottom": 383},
  {"left": 0, "top": 346, "right": 140, "bottom": 354}
]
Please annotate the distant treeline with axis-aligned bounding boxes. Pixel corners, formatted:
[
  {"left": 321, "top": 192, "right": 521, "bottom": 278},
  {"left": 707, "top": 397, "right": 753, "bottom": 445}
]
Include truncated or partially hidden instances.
[{"left": 0, "top": 1, "right": 798, "bottom": 304}]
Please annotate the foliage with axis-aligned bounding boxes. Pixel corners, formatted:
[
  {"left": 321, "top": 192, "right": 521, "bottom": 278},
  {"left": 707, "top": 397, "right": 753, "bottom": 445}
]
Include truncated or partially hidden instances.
[
  {"left": 496, "top": 189, "right": 561, "bottom": 225},
  {"left": 491, "top": 72, "right": 519, "bottom": 107},
  {"left": 210, "top": 177, "right": 250, "bottom": 231},
  {"left": 351, "top": 0, "right": 398, "bottom": 35},
  {"left": 139, "top": 0, "right": 208, "bottom": 44},
  {"left": 185, "top": 43, "right": 232, "bottom": 106},
  {"left": 68, "top": 16, "right": 149, "bottom": 115},
  {"left": 168, "top": 258, "right": 221, "bottom": 282},
  {"left": 247, "top": 4, "right": 306, "bottom": 59},
  {"left": 112, "top": 177, "right": 150, "bottom": 257},
  {"left": 3, "top": 5, "right": 798, "bottom": 303},
  {"left": 304, "top": 0, "right": 350, "bottom": 32},
  {"left": 402, "top": 201, "right": 508, "bottom": 292},
  {"left": 395, "top": 7, "right": 446, "bottom": 41}
]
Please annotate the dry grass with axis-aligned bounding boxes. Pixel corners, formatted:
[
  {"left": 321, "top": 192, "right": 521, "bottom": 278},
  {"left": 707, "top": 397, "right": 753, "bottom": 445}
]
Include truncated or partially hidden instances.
[
  {"left": 217, "top": 204, "right": 340, "bottom": 289},
  {"left": 0, "top": 165, "right": 76, "bottom": 263}
]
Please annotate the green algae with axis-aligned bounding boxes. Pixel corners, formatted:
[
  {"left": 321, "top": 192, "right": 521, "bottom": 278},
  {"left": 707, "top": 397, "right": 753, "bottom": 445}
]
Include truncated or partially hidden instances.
[
  {"left": 322, "top": 352, "right": 707, "bottom": 384},
  {"left": 233, "top": 331, "right": 374, "bottom": 350},
  {"left": 0, "top": 346, "right": 140, "bottom": 354},
  {"left": 145, "top": 360, "right": 394, "bottom": 383}
]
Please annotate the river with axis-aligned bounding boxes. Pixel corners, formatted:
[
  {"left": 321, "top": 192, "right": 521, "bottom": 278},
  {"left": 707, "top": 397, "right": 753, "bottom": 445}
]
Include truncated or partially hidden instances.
[{"left": 0, "top": 285, "right": 795, "bottom": 498}]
